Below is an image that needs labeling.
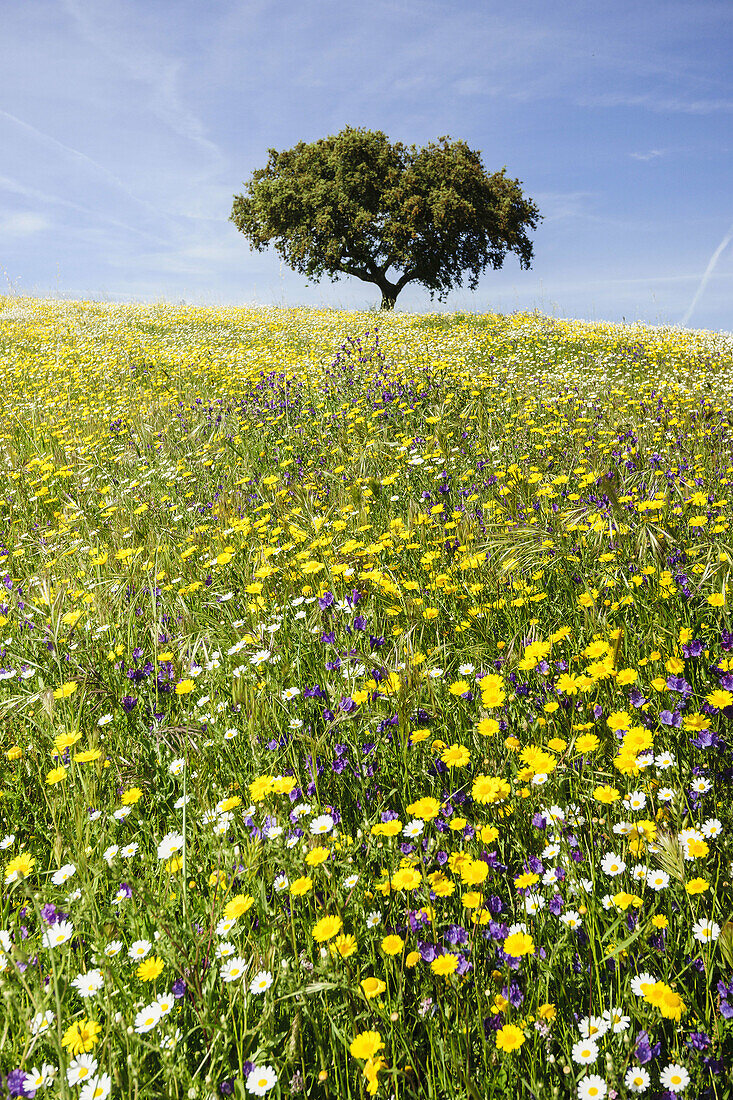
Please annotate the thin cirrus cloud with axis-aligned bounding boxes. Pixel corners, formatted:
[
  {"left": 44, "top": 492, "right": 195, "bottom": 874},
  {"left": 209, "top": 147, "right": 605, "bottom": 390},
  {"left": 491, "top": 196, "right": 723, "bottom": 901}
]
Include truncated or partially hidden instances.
[{"left": 0, "top": 0, "right": 730, "bottom": 329}]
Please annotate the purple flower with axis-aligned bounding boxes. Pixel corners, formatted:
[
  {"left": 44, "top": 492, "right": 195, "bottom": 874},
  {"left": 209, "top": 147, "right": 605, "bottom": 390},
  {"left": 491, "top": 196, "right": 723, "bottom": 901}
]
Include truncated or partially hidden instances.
[
  {"left": 121, "top": 695, "right": 137, "bottom": 713},
  {"left": 549, "top": 894, "right": 564, "bottom": 916},
  {"left": 503, "top": 982, "right": 524, "bottom": 1008},
  {"left": 171, "top": 978, "right": 186, "bottom": 998},
  {"left": 444, "top": 924, "right": 468, "bottom": 947},
  {"left": 7, "top": 1070, "right": 34, "bottom": 1098},
  {"left": 634, "top": 1029, "right": 660, "bottom": 1064},
  {"left": 318, "top": 592, "right": 334, "bottom": 609}
]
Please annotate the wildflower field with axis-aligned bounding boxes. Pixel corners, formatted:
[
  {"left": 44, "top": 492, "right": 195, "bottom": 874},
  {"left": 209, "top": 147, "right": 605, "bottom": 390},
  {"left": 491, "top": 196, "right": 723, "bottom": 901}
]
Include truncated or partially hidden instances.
[{"left": 2, "top": 297, "right": 733, "bottom": 1100}]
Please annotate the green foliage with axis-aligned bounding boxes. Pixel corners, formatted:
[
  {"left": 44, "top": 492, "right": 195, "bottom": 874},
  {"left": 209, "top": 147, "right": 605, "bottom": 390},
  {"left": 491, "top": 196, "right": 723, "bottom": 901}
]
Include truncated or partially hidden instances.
[{"left": 230, "top": 126, "right": 541, "bottom": 309}]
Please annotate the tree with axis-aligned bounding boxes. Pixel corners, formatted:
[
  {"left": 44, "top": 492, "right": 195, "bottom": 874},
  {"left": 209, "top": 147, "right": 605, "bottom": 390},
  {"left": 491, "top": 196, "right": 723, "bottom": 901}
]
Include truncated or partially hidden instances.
[{"left": 230, "top": 126, "right": 542, "bottom": 310}]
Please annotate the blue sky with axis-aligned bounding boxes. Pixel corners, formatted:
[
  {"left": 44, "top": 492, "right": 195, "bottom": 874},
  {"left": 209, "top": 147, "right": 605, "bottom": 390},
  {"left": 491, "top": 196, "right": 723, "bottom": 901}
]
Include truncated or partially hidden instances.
[{"left": 1, "top": 0, "right": 732, "bottom": 329}]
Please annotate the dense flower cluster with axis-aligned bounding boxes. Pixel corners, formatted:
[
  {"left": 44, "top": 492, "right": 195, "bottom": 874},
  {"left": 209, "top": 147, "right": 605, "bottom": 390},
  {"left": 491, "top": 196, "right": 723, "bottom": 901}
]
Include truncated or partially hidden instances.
[{"left": 0, "top": 297, "right": 732, "bottom": 1098}]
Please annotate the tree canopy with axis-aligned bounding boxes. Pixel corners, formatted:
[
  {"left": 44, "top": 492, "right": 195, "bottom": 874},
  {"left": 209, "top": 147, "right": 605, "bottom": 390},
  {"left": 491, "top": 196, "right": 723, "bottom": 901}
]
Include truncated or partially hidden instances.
[{"left": 230, "top": 126, "right": 542, "bottom": 310}]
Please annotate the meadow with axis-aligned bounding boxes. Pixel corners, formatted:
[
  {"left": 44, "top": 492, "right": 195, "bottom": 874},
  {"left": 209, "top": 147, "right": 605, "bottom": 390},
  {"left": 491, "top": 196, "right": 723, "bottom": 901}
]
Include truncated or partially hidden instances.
[{"left": 0, "top": 296, "right": 732, "bottom": 1100}]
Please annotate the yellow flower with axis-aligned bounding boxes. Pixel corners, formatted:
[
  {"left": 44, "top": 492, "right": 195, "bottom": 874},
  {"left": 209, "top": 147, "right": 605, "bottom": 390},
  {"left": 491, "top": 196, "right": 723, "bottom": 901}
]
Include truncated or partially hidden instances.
[
  {"left": 46, "top": 766, "right": 67, "bottom": 785},
  {"left": 574, "top": 733, "right": 599, "bottom": 754},
  {"left": 461, "top": 860, "right": 489, "bottom": 886},
  {"left": 607, "top": 710, "right": 631, "bottom": 732},
  {"left": 538, "top": 1002, "right": 556, "bottom": 1021},
  {"left": 448, "top": 680, "right": 469, "bottom": 695},
  {"left": 381, "top": 934, "right": 404, "bottom": 956},
  {"left": 249, "top": 775, "right": 275, "bottom": 801},
  {"left": 4, "top": 852, "right": 35, "bottom": 882},
  {"left": 616, "top": 668, "right": 638, "bottom": 685},
  {"left": 54, "top": 730, "right": 82, "bottom": 753},
  {"left": 224, "top": 893, "right": 254, "bottom": 919},
  {"left": 514, "top": 872, "right": 540, "bottom": 889},
  {"left": 706, "top": 689, "right": 732, "bottom": 710},
  {"left": 430, "top": 953, "right": 459, "bottom": 976},
  {"left": 707, "top": 592, "right": 726, "bottom": 607},
  {"left": 389, "top": 866, "right": 420, "bottom": 891},
  {"left": 471, "top": 775, "right": 510, "bottom": 805},
  {"left": 405, "top": 950, "right": 420, "bottom": 968},
  {"left": 312, "top": 914, "right": 343, "bottom": 942},
  {"left": 74, "top": 749, "right": 102, "bottom": 763},
  {"left": 174, "top": 679, "right": 195, "bottom": 695},
  {"left": 137, "top": 956, "right": 164, "bottom": 981},
  {"left": 218, "top": 796, "right": 241, "bottom": 812},
  {"left": 503, "top": 931, "right": 535, "bottom": 957},
  {"left": 349, "top": 1030, "right": 384, "bottom": 1060},
  {"left": 305, "top": 846, "right": 330, "bottom": 866},
  {"left": 643, "top": 981, "right": 686, "bottom": 1021},
  {"left": 496, "top": 1024, "right": 525, "bottom": 1052},
  {"left": 651, "top": 915, "right": 669, "bottom": 929},
  {"left": 593, "top": 784, "right": 620, "bottom": 804},
  {"left": 61, "top": 1018, "right": 101, "bottom": 1055},
  {"left": 685, "top": 878, "right": 709, "bottom": 895},
  {"left": 53, "top": 681, "right": 78, "bottom": 699},
  {"left": 360, "top": 976, "right": 387, "bottom": 999},
  {"left": 331, "top": 934, "right": 358, "bottom": 959},
  {"left": 405, "top": 797, "right": 440, "bottom": 820},
  {"left": 477, "top": 717, "right": 500, "bottom": 737},
  {"left": 440, "top": 744, "right": 470, "bottom": 768},
  {"left": 289, "top": 877, "right": 313, "bottom": 896},
  {"left": 121, "top": 787, "right": 143, "bottom": 805}
]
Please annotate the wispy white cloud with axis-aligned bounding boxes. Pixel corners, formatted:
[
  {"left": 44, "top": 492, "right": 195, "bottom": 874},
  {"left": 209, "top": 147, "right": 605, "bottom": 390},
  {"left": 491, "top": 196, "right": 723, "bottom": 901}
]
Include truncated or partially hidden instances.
[
  {"left": 0, "top": 109, "right": 164, "bottom": 219},
  {"left": 0, "top": 173, "right": 170, "bottom": 245},
  {"left": 681, "top": 220, "right": 733, "bottom": 325},
  {"left": 629, "top": 148, "right": 666, "bottom": 161},
  {"left": 578, "top": 92, "right": 733, "bottom": 113},
  {"left": 0, "top": 212, "right": 49, "bottom": 235},
  {"left": 60, "top": 0, "right": 225, "bottom": 171}
]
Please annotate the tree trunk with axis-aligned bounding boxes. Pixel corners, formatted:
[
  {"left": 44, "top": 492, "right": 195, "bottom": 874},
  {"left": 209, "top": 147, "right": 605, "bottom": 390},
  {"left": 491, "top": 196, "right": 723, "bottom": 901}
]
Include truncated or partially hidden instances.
[{"left": 378, "top": 280, "right": 399, "bottom": 310}]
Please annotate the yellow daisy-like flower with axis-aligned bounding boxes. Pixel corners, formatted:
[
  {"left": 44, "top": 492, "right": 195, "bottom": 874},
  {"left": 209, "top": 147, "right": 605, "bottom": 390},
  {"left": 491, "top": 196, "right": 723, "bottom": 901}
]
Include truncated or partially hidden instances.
[
  {"left": 381, "top": 935, "right": 404, "bottom": 956},
  {"left": 593, "top": 784, "right": 620, "bottom": 803},
  {"left": 685, "top": 878, "right": 709, "bottom": 895},
  {"left": 305, "top": 846, "right": 330, "bottom": 867},
  {"left": 430, "top": 953, "right": 459, "bottom": 976},
  {"left": 440, "top": 744, "right": 470, "bottom": 768},
  {"left": 495, "top": 1024, "right": 525, "bottom": 1052},
  {"left": 349, "top": 1030, "right": 384, "bottom": 1060},
  {"left": 477, "top": 717, "right": 500, "bottom": 737},
  {"left": 4, "top": 852, "right": 35, "bottom": 882},
  {"left": 360, "top": 976, "right": 386, "bottom": 999},
  {"left": 46, "top": 766, "right": 67, "bottom": 785},
  {"left": 289, "top": 877, "right": 313, "bottom": 897},
  {"left": 121, "top": 787, "right": 143, "bottom": 805},
  {"left": 61, "top": 1018, "right": 101, "bottom": 1055},
  {"left": 224, "top": 893, "right": 254, "bottom": 919},
  {"left": 706, "top": 689, "right": 732, "bottom": 710},
  {"left": 312, "top": 914, "right": 343, "bottom": 943},
  {"left": 331, "top": 934, "right": 358, "bottom": 959},
  {"left": 503, "top": 931, "right": 535, "bottom": 958},
  {"left": 405, "top": 797, "right": 440, "bottom": 820},
  {"left": 137, "top": 956, "right": 164, "bottom": 981},
  {"left": 74, "top": 749, "right": 102, "bottom": 763},
  {"left": 174, "top": 679, "right": 195, "bottom": 695},
  {"left": 53, "top": 681, "right": 78, "bottom": 699}
]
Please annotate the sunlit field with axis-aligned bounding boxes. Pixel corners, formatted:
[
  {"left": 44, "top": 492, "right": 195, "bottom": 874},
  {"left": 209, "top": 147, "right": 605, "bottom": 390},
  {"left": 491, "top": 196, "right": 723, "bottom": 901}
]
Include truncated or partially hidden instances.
[{"left": 1, "top": 296, "right": 733, "bottom": 1100}]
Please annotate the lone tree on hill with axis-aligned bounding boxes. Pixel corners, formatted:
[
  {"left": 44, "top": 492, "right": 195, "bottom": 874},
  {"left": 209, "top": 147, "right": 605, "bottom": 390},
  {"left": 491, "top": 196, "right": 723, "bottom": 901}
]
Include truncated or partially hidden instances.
[{"left": 230, "top": 126, "right": 542, "bottom": 310}]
